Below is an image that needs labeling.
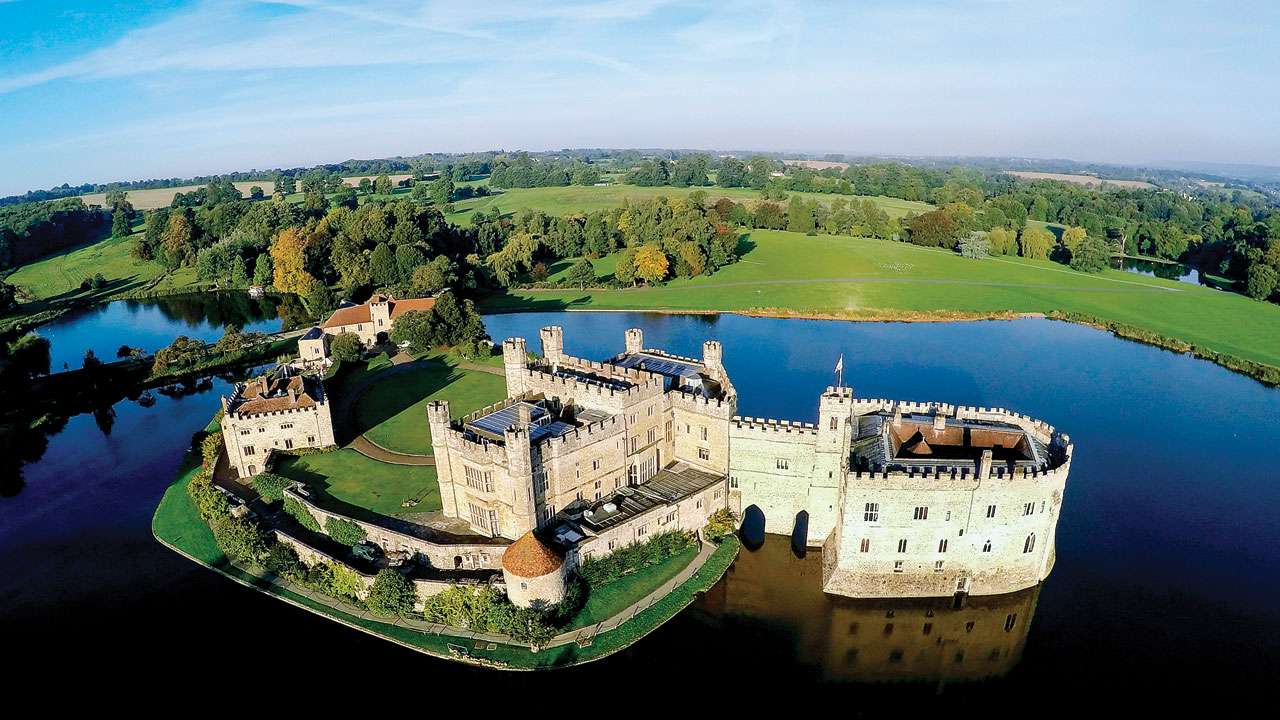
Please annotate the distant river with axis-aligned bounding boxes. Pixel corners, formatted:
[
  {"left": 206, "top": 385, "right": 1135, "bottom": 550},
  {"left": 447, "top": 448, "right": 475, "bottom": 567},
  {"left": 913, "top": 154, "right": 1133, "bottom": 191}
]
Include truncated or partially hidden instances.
[{"left": 3, "top": 310, "right": 1277, "bottom": 703}]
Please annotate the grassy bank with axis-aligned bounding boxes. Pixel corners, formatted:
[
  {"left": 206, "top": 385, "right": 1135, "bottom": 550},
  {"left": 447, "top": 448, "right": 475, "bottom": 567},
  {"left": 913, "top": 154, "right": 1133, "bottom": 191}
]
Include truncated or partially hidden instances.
[
  {"left": 152, "top": 448, "right": 741, "bottom": 670},
  {"left": 274, "top": 449, "right": 441, "bottom": 519},
  {"left": 485, "top": 229, "right": 1280, "bottom": 374}
]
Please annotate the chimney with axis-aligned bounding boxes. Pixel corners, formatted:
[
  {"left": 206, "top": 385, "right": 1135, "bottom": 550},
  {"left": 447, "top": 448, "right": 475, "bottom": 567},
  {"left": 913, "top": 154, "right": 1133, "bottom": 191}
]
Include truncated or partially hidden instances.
[
  {"left": 978, "top": 449, "right": 993, "bottom": 478},
  {"left": 288, "top": 387, "right": 297, "bottom": 403},
  {"left": 892, "top": 407, "right": 902, "bottom": 428}
]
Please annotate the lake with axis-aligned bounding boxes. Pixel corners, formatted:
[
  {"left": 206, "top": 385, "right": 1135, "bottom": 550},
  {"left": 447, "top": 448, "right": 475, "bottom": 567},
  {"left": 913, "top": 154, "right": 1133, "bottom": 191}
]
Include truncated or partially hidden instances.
[
  {"left": 3, "top": 309, "right": 1278, "bottom": 703},
  {"left": 34, "top": 293, "right": 290, "bottom": 371}
]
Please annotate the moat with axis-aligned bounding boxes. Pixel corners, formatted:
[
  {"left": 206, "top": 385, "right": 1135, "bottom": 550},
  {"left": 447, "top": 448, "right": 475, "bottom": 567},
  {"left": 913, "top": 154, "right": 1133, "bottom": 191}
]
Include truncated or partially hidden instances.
[{"left": 4, "top": 310, "right": 1279, "bottom": 700}]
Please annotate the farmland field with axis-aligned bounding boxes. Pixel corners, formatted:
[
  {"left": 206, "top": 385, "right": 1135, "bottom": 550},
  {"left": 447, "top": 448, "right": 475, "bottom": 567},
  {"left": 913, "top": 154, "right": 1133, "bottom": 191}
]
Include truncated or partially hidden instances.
[
  {"left": 1005, "top": 171, "right": 1154, "bottom": 190},
  {"left": 79, "top": 174, "right": 413, "bottom": 209},
  {"left": 444, "top": 183, "right": 933, "bottom": 224}
]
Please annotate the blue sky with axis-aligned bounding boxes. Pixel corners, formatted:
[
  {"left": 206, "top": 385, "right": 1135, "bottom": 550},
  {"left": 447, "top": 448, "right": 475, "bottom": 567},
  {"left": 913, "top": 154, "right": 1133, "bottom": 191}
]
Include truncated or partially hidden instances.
[{"left": 1, "top": 0, "right": 1278, "bottom": 195}]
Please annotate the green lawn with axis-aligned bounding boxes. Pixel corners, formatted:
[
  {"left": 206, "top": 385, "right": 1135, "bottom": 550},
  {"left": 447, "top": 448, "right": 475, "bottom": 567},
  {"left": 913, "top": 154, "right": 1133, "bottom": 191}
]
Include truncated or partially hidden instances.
[
  {"left": 486, "top": 228, "right": 1280, "bottom": 370},
  {"left": 444, "top": 183, "right": 933, "bottom": 225},
  {"left": 565, "top": 545, "right": 700, "bottom": 631},
  {"left": 274, "top": 449, "right": 441, "bottom": 520},
  {"left": 352, "top": 360, "right": 506, "bottom": 456}
]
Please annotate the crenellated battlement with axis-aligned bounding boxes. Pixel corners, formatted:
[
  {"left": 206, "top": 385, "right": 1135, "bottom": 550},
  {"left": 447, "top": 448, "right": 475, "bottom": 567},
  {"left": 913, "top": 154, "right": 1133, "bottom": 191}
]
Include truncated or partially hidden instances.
[
  {"left": 731, "top": 415, "right": 819, "bottom": 437},
  {"left": 670, "top": 387, "right": 737, "bottom": 418},
  {"left": 542, "top": 414, "right": 625, "bottom": 455},
  {"left": 855, "top": 397, "right": 1059, "bottom": 444}
]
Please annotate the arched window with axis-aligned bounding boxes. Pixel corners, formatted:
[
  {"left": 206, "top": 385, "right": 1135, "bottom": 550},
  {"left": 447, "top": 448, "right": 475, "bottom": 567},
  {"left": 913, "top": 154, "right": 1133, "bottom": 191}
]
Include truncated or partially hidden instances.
[
  {"left": 982, "top": 540, "right": 992, "bottom": 553},
  {"left": 1023, "top": 533, "right": 1036, "bottom": 553}
]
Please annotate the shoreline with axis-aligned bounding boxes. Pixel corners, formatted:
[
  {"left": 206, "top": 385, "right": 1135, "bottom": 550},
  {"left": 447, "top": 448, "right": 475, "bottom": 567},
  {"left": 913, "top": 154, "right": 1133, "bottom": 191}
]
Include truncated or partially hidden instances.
[{"left": 481, "top": 302, "right": 1280, "bottom": 387}]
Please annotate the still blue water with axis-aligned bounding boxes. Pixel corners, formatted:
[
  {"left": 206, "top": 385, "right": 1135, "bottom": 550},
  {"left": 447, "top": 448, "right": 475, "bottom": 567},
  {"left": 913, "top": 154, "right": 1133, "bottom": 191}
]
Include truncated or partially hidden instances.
[
  {"left": 35, "top": 294, "right": 284, "bottom": 371},
  {"left": 3, "top": 309, "right": 1278, "bottom": 702}
]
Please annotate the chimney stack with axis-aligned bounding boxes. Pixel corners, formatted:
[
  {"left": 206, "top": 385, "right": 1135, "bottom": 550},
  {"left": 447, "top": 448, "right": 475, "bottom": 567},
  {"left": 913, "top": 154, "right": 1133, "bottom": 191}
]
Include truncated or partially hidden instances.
[{"left": 516, "top": 403, "right": 533, "bottom": 429}]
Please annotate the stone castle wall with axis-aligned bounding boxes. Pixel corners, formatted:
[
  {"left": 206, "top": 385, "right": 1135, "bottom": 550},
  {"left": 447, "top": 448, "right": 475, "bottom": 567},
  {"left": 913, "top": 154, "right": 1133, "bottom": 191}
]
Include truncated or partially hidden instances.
[{"left": 222, "top": 397, "right": 335, "bottom": 478}]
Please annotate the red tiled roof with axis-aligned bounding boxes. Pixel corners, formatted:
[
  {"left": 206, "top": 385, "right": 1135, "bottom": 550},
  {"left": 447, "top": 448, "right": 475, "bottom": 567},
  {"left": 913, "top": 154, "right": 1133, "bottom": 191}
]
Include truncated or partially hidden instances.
[
  {"left": 389, "top": 296, "right": 435, "bottom": 320},
  {"left": 501, "top": 531, "right": 563, "bottom": 577},
  {"left": 321, "top": 304, "right": 371, "bottom": 329}
]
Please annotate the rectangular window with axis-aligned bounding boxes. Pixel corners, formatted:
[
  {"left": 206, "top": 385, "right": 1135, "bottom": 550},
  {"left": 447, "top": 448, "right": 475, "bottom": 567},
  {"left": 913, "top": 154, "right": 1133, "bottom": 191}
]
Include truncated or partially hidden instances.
[
  {"left": 307, "top": 436, "right": 315, "bottom": 444},
  {"left": 859, "top": 538, "right": 870, "bottom": 553},
  {"left": 730, "top": 476, "right": 739, "bottom": 489},
  {"left": 284, "top": 438, "right": 293, "bottom": 450},
  {"left": 914, "top": 506, "right": 928, "bottom": 520},
  {"left": 696, "top": 498, "right": 704, "bottom": 509},
  {"left": 239, "top": 429, "right": 251, "bottom": 436},
  {"left": 934, "top": 560, "right": 945, "bottom": 572},
  {"left": 938, "top": 539, "right": 948, "bottom": 553},
  {"left": 897, "top": 539, "right": 908, "bottom": 553},
  {"left": 637, "top": 525, "right": 647, "bottom": 537},
  {"left": 1024, "top": 502, "right": 1034, "bottom": 516},
  {"left": 592, "top": 459, "right": 600, "bottom": 471},
  {"left": 698, "top": 448, "right": 710, "bottom": 461},
  {"left": 243, "top": 445, "right": 255, "bottom": 456},
  {"left": 893, "top": 560, "right": 904, "bottom": 573},
  {"left": 700, "top": 426, "right": 708, "bottom": 441},
  {"left": 468, "top": 503, "right": 489, "bottom": 530},
  {"left": 464, "top": 466, "right": 493, "bottom": 492},
  {"left": 986, "top": 504, "right": 997, "bottom": 518},
  {"left": 280, "top": 423, "right": 294, "bottom": 430},
  {"left": 864, "top": 502, "right": 879, "bottom": 522},
  {"left": 488, "top": 509, "right": 500, "bottom": 537},
  {"left": 647, "top": 428, "right": 656, "bottom": 444},
  {"left": 776, "top": 458, "right": 789, "bottom": 470}
]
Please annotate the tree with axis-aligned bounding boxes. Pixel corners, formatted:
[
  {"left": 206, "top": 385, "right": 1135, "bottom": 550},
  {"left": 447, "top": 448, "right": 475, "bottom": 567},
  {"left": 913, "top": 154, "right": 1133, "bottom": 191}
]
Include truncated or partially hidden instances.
[
  {"left": 389, "top": 309, "right": 434, "bottom": 351},
  {"left": 374, "top": 174, "right": 394, "bottom": 196},
  {"left": 958, "top": 234, "right": 990, "bottom": 259},
  {"left": 269, "top": 227, "right": 314, "bottom": 293},
  {"left": 717, "top": 157, "right": 748, "bottom": 188},
  {"left": 369, "top": 242, "right": 398, "bottom": 286},
  {"left": 1068, "top": 236, "right": 1111, "bottom": 273},
  {"left": 1061, "top": 226, "right": 1088, "bottom": 255},
  {"left": 8, "top": 333, "right": 50, "bottom": 377},
  {"left": 614, "top": 247, "right": 638, "bottom": 286},
  {"left": 562, "top": 258, "right": 596, "bottom": 288},
  {"left": 429, "top": 177, "right": 454, "bottom": 206},
  {"left": 1246, "top": 264, "right": 1278, "bottom": 301},
  {"left": 330, "top": 331, "right": 364, "bottom": 361},
  {"left": 1019, "top": 226, "right": 1054, "bottom": 260},
  {"left": 786, "top": 197, "right": 816, "bottom": 235},
  {"left": 0, "top": 281, "right": 18, "bottom": 311},
  {"left": 160, "top": 209, "right": 196, "bottom": 268},
  {"left": 634, "top": 244, "right": 669, "bottom": 284},
  {"left": 366, "top": 568, "right": 416, "bottom": 616},
  {"left": 273, "top": 175, "right": 297, "bottom": 195},
  {"left": 111, "top": 207, "right": 133, "bottom": 238},
  {"left": 986, "top": 227, "right": 1017, "bottom": 256},
  {"left": 252, "top": 253, "right": 273, "bottom": 287},
  {"left": 358, "top": 178, "right": 373, "bottom": 195}
]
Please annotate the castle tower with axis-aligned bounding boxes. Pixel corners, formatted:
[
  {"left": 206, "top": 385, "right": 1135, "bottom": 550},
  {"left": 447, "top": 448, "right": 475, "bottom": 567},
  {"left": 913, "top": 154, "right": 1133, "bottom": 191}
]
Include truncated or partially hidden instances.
[
  {"left": 369, "top": 295, "right": 392, "bottom": 329},
  {"left": 503, "top": 337, "right": 528, "bottom": 397},
  {"left": 502, "top": 531, "right": 568, "bottom": 610},
  {"left": 503, "top": 424, "right": 538, "bottom": 537},
  {"left": 702, "top": 340, "right": 725, "bottom": 380},
  {"left": 809, "top": 386, "right": 855, "bottom": 545},
  {"left": 427, "top": 400, "right": 459, "bottom": 518},
  {"left": 539, "top": 326, "right": 565, "bottom": 365},
  {"left": 624, "top": 328, "right": 644, "bottom": 355}
]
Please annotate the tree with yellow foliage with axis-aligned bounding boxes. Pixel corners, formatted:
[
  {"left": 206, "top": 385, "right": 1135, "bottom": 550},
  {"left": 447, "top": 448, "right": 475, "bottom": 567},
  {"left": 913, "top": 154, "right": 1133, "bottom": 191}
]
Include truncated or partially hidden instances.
[
  {"left": 269, "top": 227, "right": 317, "bottom": 294},
  {"left": 634, "top": 243, "right": 669, "bottom": 284},
  {"left": 1061, "top": 226, "right": 1088, "bottom": 254}
]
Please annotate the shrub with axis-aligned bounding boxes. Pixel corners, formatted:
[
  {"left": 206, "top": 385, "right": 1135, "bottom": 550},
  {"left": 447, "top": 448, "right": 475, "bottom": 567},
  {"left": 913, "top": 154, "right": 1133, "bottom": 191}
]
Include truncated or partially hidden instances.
[
  {"left": 187, "top": 469, "right": 230, "bottom": 522},
  {"left": 264, "top": 542, "right": 303, "bottom": 579},
  {"left": 200, "top": 431, "right": 224, "bottom": 469},
  {"left": 283, "top": 496, "right": 321, "bottom": 532},
  {"left": 704, "top": 508, "right": 739, "bottom": 543},
  {"left": 1068, "top": 236, "right": 1111, "bottom": 273},
  {"left": 366, "top": 568, "right": 416, "bottom": 616},
  {"left": 329, "top": 562, "right": 364, "bottom": 600},
  {"left": 579, "top": 530, "right": 696, "bottom": 588},
  {"left": 300, "top": 562, "right": 335, "bottom": 594},
  {"left": 1246, "top": 264, "right": 1277, "bottom": 301},
  {"left": 421, "top": 584, "right": 560, "bottom": 645},
  {"left": 957, "top": 235, "right": 990, "bottom": 259},
  {"left": 211, "top": 514, "right": 267, "bottom": 565},
  {"left": 325, "top": 517, "right": 367, "bottom": 546},
  {"left": 561, "top": 258, "right": 597, "bottom": 288},
  {"left": 252, "top": 472, "right": 292, "bottom": 503}
]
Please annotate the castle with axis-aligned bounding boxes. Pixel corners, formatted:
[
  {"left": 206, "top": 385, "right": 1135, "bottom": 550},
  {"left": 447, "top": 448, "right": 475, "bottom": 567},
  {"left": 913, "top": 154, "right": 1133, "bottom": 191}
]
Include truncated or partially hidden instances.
[
  {"left": 220, "top": 364, "right": 336, "bottom": 478},
  {"left": 428, "top": 326, "right": 1073, "bottom": 606},
  {"left": 296, "top": 294, "right": 438, "bottom": 368}
]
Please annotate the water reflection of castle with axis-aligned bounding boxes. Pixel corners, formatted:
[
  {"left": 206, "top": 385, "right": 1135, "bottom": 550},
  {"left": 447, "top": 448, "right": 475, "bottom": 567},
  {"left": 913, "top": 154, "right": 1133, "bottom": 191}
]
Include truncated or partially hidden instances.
[{"left": 700, "top": 539, "right": 1040, "bottom": 684}]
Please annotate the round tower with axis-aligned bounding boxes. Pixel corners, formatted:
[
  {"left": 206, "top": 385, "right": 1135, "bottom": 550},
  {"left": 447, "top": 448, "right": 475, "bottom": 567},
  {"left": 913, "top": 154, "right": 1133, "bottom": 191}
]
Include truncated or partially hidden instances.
[{"left": 502, "top": 531, "right": 567, "bottom": 608}]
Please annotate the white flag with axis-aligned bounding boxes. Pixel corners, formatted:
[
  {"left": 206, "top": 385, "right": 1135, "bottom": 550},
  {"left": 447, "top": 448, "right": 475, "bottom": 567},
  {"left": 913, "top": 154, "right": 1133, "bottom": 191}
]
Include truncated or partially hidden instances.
[{"left": 835, "top": 354, "right": 843, "bottom": 374}]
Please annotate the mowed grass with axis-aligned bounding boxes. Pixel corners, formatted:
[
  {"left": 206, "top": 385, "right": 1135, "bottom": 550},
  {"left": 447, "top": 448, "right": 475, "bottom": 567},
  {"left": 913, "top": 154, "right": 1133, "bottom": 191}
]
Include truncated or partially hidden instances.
[
  {"left": 444, "top": 183, "right": 933, "bottom": 225},
  {"left": 79, "top": 175, "right": 413, "bottom": 210},
  {"left": 355, "top": 361, "right": 506, "bottom": 455},
  {"left": 487, "top": 228, "right": 1280, "bottom": 369},
  {"left": 275, "top": 449, "right": 441, "bottom": 519},
  {"left": 564, "top": 545, "right": 700, "bottom": 631}
]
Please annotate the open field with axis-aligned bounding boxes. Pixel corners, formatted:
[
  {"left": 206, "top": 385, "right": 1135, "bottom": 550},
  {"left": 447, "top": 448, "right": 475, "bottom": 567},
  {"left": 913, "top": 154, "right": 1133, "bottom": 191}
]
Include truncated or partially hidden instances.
[
  {"left": 487, "top": 228, "right": 1280, "bottom": 370},
  {"left": 275, "top": 449, "right": 441, "bottom": 520},
  {"left": 355, "top": 361, "right": 506, "bottom": 455},
  {"left": 444, "top": 183, "right": 933, "bottom": 224},
  {"left": 785, "top": 159, "right": 850, "bottom": 170},
  {"left": 79, "top": 174, "right": 414, "bottom": 209},
  {"left": 1005, "top": 171, "right": 1155, "bottom": 190}
]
